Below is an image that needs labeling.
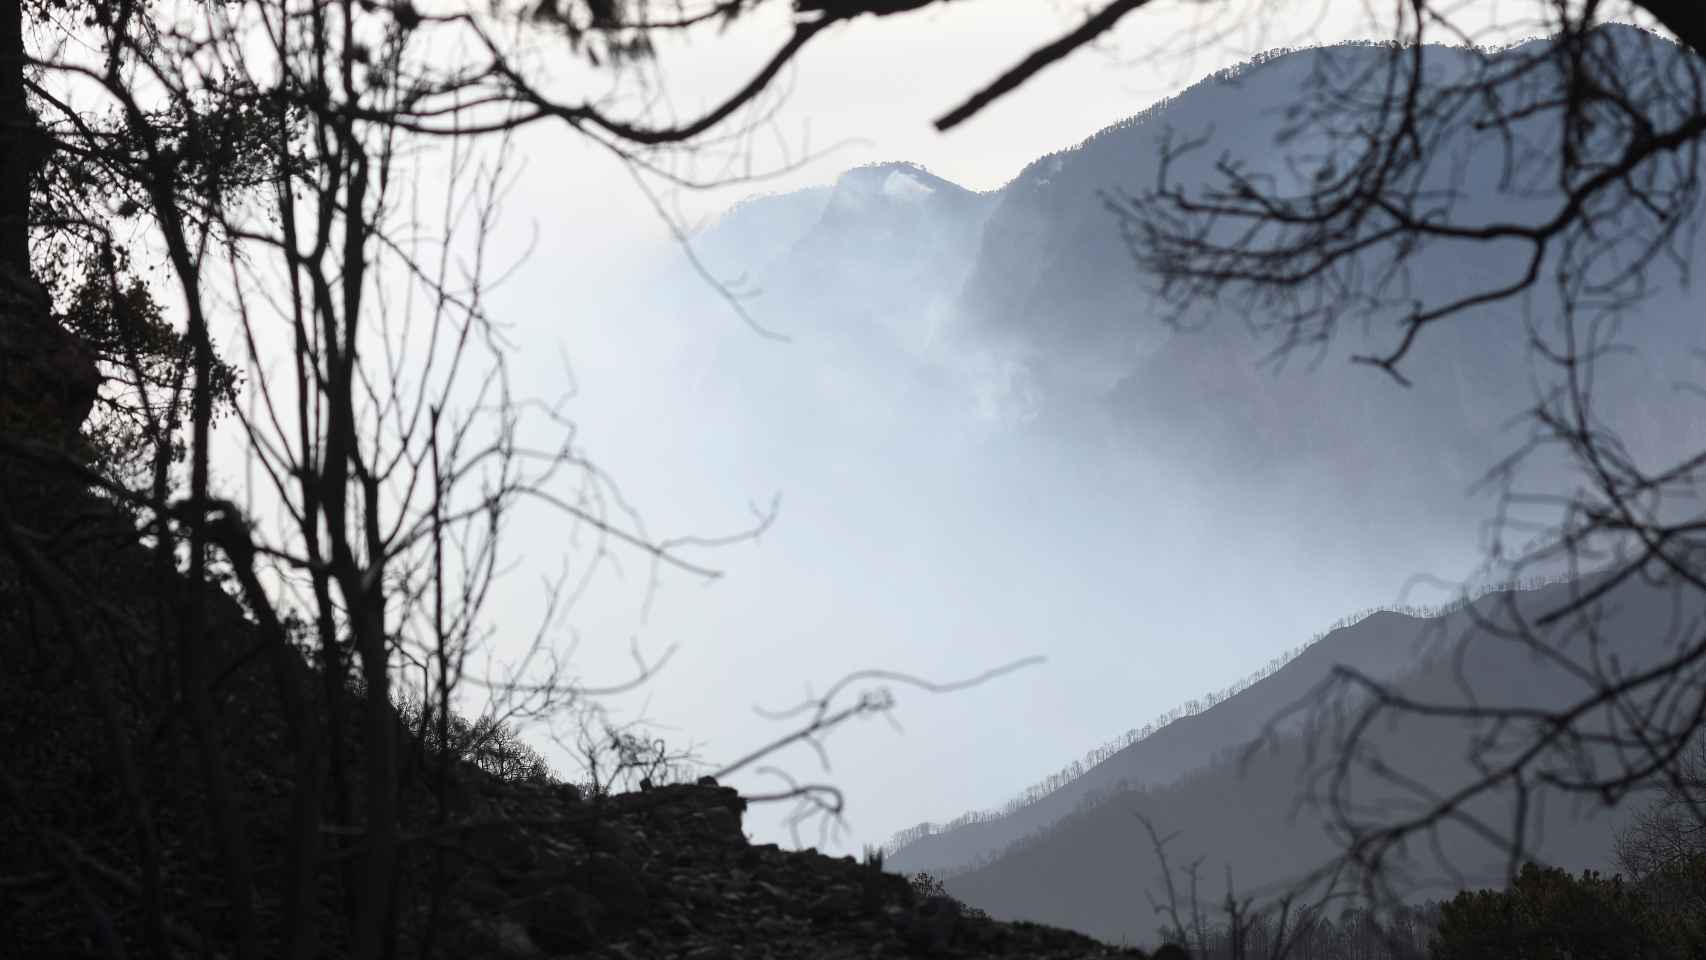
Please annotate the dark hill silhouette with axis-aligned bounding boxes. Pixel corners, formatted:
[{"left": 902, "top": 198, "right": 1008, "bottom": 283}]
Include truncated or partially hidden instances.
[{"left": 0, "top": 459, "right": 1155, "bottom": 959}]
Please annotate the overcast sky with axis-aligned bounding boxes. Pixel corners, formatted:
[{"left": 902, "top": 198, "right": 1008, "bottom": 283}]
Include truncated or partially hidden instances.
[{"left": 390, "top": 1, "right": 1628, "bottom": 857}]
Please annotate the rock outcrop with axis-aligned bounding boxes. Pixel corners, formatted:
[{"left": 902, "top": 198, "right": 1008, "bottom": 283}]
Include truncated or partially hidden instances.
[{"left": 431, "top": 777, "right": 1150, "bottom": 959}]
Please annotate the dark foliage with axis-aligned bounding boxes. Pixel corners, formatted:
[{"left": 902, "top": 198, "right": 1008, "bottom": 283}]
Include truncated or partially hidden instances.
[
  {"left": 1430, "top": 864, "right": 1677, "bottom": 960},
  {"left": 392, "top": 695, "right": 555, "bottom": 786},
  {"left": 910, "top": 870, "right": 990, "bottom": 922}
]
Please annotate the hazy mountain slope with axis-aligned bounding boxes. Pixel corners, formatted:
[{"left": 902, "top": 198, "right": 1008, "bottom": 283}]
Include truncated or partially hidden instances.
[
  {"left": 700, "top": 161, "right": 995, "bottom": 350},
  {"left": 1091, "top": 37, "right": 1703, "bottom": 529},
  {"left": 672, "top": 161, "right": 1001, "bottom": 448},
  {"left": 886, "top": 602, "right": 1487, "bottom": 876},
  {"left": 943, "top": 574, "right": 1690, "bottom": 947},
  {"left": 950, "top": 49, "right": 1336, "bottom": 392},
  {"left": 686, "top": 28, "right": 1703, "bottom": 471},
  {"left": 959, "top": 26, "right": 1703, "bottom": 483},
  {"left": 696, "top": 184, "right": 834, "bottom": 279}
]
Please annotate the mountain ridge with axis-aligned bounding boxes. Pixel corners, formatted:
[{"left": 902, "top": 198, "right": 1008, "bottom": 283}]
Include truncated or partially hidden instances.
[
  {"left": 883, "top": 576, "right": 1576, "bottom": 876},
  {"left": 940, "top": 569, "right": 1680, "bottom": 946}
]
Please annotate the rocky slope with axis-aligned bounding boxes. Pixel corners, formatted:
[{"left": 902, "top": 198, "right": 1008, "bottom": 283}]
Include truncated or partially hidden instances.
[{"left": 420, "top": 776, "right": 1155, "bottom": 960}]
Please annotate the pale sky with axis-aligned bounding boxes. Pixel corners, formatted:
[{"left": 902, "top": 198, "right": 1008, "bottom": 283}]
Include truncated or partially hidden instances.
[
  {"left": 352, "top": 1, "right": 1650, "bottom": 857},
  {"left": 523, "top": 1, "right": 1398, "bottom": 262}
]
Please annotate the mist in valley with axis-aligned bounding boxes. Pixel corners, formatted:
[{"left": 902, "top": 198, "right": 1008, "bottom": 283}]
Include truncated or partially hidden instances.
[
  {"left": 497, "top": 28, "right": 1706, "bottom": 878},
  {"left": 482, "top": 27, "right": 1706, "bottom": 947}
]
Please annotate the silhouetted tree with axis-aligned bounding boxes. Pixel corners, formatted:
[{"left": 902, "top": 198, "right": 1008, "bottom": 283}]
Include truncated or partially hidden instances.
[
  {"left": 1617, "top": 734, "right": 1706, "bottom": 880},
  {"left": 0, "top": 2, "right": 1050, "bottom": 959}
]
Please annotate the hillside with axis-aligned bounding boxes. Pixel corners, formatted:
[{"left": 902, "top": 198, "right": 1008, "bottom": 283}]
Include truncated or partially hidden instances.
[
  {"left": 0, "top": 464, "right": 1156, "bottom": 958},
  {"left": 884, "top": 598, "right": 1492, "bottom": 876},
  {"left": 942, "top": 573, "right": 1683, "bottom": 947}
]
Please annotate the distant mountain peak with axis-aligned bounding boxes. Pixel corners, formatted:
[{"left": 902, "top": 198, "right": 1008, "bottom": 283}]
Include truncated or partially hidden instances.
[{"left": 826, "top": 161, "right": 977, "bottom": 212}]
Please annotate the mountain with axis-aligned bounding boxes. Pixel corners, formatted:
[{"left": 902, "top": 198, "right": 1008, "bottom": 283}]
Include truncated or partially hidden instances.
[
  {"left": 684, "top": 23, "right": 1706, "bottom": 885},
  {"left": 883, "top": 599, "right": 1466, "bottom": 876},
  {"left": 702, "top": 160, "right": 997, "bottom": 357},
  {"left": 939, "top": 572, "right": 1683, "bottom": 946},
  {"left": 701, "top": 24, "right": 1705, "bottom": 459}
]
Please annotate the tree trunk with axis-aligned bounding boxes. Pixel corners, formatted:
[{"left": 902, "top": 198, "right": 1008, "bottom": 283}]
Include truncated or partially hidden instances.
[
  {"left": 0, "top": 0, "right": 97, "bottom": 448},
  {"left": 0, "top": 0, "right": 30, "bottom": 277}
]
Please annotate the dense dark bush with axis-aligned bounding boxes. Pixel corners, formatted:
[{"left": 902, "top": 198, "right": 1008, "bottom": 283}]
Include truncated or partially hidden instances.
[
  {"left": 1430, "top": 863, "right": 1672, "bottom": 960},
  {"left": 392, "top": 696, "right": 554, "bottom": 785},
  {"left": 909, "top": 870, "right": 990, "bottom": 920}
]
